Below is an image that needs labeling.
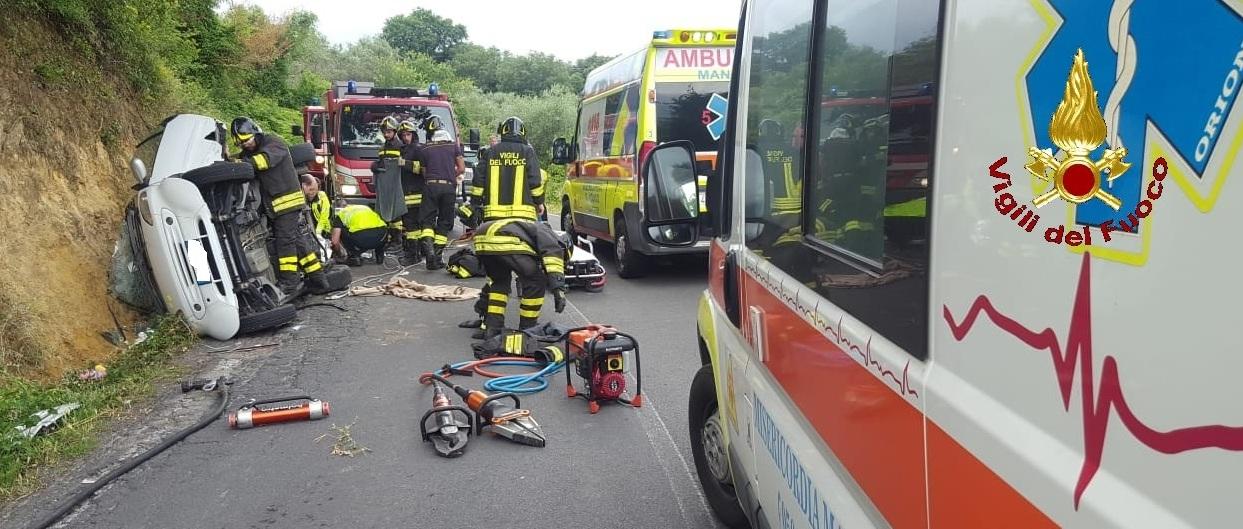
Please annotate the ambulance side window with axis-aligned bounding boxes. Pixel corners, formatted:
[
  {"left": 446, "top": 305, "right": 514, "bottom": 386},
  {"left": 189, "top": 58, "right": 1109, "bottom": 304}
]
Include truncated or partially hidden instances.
[
  {"left": 802, "top": 0, "right": 941, "bottom": 358},
  {"left": 741, "top": 0, "right": 815, "bottom": 266}
]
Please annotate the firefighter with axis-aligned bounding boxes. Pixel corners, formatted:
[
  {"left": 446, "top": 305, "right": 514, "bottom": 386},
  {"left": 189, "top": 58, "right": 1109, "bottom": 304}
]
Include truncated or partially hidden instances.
[
  {"left": 301, "top": 173, "right": 332, "bottom": 239},
  {"left": 470, "top": 117, "right": 543, "bottom": 223},
  {"left": 331, "top": 200, "right": 389, "bottom": 267},
  {"left": 473, "top": 217, "right": 568, "bottom": 338},
  {"left": 397, "top": 119, "right": 425, "bottom": 265},
  {"left": 412, "top": 115, "right": 465, "bottom": 270},
  {"left": 230, "top": 117, "right": 328, "bottom": 294},
  {"left": 372, "top": 116, "right": 406, "bottom": 242}
]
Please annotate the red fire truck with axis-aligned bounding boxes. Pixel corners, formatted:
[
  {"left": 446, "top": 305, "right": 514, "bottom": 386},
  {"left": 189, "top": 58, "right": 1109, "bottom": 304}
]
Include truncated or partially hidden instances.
[{"left": 298, "top": 80, "right": 479, "bottom": 205}]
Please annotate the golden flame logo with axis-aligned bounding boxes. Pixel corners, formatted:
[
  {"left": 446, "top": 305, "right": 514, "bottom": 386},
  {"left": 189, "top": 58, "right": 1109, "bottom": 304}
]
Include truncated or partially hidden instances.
[{"left": 1027, "top": 49, "right": 1131, "bottom": 209}]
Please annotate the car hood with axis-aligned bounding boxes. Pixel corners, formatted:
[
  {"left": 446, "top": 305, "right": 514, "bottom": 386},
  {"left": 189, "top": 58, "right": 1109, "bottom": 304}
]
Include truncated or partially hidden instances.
[{"left": 150, "top": 114, "right": 227, "bottom": 185}]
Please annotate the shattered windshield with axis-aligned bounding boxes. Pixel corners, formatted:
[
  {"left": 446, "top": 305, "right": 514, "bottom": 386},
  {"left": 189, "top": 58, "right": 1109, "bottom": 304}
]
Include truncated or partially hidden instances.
[{"left": 339, "top": 104, "right": 455, "bottom": 147}]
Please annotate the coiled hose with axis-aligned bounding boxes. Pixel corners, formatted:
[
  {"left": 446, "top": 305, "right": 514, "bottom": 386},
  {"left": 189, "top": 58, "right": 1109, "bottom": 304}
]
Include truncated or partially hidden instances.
[{"left": 33, "top": 378, "right": 230, "bottom": 529}]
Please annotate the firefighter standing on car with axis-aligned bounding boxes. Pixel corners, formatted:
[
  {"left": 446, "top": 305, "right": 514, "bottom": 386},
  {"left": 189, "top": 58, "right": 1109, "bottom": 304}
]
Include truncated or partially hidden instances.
[
  {"left": 469, "top": 117, "right": 559, "bottom": 338},
  {"left": 397, "top": 119, "right": 425, "bottom": 265},
  {"left": 412, "top": 116, "right": 464, "bottom": 270},
  {"left": 231, "top": 117, "right": 329, "bottom": 294}
]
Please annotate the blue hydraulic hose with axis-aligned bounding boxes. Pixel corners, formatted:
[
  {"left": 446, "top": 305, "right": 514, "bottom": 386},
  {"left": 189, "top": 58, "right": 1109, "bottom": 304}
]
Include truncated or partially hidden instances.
[{"left": 449, "top": 359, "right": 565, "bottom": 394}]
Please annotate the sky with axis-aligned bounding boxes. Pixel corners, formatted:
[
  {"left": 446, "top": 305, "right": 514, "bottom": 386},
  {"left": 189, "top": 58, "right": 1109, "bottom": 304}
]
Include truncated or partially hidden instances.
[{"left": 223, "top": 0, "right": 742, "bottom": 61}]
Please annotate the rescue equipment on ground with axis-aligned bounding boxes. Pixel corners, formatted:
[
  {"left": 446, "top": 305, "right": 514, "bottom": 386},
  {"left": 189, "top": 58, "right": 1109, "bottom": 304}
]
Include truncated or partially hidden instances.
[
  {"left": 419, "top": 372, "right": 546, "bottom": 447},
  {"left": 562, "top": 234, "right": 607, "bottom": 292},
  {"left": 228, "top": 396, "right": 330, "bottom": 429},
  {"left": 563, "top": 325, "right": 643, "bottom": 414},
  {"left": 420, "top": 381, "right": 472, "bottom": 458}
]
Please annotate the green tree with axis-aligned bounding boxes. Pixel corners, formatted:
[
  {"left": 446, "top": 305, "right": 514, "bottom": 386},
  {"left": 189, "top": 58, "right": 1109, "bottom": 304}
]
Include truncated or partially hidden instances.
[
  {"left": 381, "top": 8, "right": 467, "bottom": 62},
  {"left": 450, "top": 44, "right": 506, "bottom": 92},
  {"left": 573, "top": 53, "right": 615, "bottom": 77}
]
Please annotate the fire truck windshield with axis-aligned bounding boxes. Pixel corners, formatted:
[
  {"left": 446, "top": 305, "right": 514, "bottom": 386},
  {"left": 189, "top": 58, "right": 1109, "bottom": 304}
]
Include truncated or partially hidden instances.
[{"left": 338, "top": 104, "right": 455, "bottom": 154}]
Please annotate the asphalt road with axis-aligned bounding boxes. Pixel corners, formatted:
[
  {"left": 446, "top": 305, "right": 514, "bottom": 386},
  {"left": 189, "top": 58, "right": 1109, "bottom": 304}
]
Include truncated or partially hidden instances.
[{"left": 3, "top": 235, "right": 719, "bottom": 529}]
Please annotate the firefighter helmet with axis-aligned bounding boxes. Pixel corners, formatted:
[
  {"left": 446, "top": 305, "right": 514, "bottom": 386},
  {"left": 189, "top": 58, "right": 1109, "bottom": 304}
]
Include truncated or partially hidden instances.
[
  {"left": 498, "top": 117, "right": 526, "bottom": 139},
  {"left": 423, "top": 115, "right": 445, "bottom": 134},
  {"left": 230, "top": 117, "right": 262, "bottom": 146},
  {"left": 380, "top": 116, "right": 399, "bottom": 132},
  {"left": 398, "top": 119, "right": 417, "bottom": 134}
]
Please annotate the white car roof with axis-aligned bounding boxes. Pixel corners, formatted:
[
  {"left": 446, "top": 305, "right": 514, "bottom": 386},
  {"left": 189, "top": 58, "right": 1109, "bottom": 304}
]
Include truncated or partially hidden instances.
[{"left": 149, "top": 114, "right": 227, "bottom": 184}]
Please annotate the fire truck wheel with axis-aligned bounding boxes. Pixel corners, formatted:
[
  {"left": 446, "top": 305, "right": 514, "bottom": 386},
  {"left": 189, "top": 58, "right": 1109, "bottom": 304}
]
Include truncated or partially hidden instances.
[
  {"left": 689, "top": 364, "right": 750, "bottom": 528},
  {"left": 237, "top": 303, "right": 297, "bottom": 336},
  {"left": 181, "top": 161, "right": 254, "bottom": 188},
  {"left": 290, "top": 142, "right": 316, "bottom": 167}
]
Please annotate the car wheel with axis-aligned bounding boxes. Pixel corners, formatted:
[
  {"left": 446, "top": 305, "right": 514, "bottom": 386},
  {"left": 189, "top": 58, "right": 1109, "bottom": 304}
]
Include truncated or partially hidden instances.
[
  {"left": 613, "top": 218, "right": 648, "bottom": 279},
  {"left": 181, "top": 161, "right": 254, "bottom": 187},
  {"left": 689, "top": 364, "right": 751, "bottom": 529},
  {"left": 237, "top": 303, "right": 297, "bottom": 335},
  {"left": 290, "top": 142, "right": 316, "bottom": 167}
]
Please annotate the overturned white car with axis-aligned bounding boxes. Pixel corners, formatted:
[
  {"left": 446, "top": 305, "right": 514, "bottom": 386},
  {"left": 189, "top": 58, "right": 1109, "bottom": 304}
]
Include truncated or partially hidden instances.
[{"left": 118, "top": 114, "right": 331, "bottom": 339}]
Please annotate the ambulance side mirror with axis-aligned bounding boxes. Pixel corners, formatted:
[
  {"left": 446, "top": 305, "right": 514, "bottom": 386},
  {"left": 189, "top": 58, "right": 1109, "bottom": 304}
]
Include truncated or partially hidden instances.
[
  {"left": 468, "top": 128, "right": 481, "bottom": 149},
  {"left": 641, "top": 140, "right": 699, "bottom": 247}
]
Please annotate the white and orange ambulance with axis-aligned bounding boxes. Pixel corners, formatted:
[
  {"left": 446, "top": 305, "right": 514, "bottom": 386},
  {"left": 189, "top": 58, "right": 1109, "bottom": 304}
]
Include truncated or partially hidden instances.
[{"left": 630, "top": 0, "right": 1243, "bottom": 527}]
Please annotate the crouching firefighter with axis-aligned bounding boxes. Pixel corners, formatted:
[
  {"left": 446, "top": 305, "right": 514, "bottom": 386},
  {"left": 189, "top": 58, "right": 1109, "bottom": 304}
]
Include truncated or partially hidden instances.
[
  {"left": 231, "top": 117, "right": 329, "bottom": 295},
  {"left": 413, "top": 116, "right": 465, "bottom": 270},
  {"left": 473, "top": 218, "right": 568, "bottom": 340}
]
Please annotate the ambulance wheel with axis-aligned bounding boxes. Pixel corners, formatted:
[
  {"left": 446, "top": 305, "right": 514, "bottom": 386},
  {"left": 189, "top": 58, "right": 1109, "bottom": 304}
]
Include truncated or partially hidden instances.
[
  {"left": 613, "top": 220, "right": 648, "bottom": 279},
  {"left": 560, "top": 202, "right": 577, "bottom": 241},
  {"left": 238, "top": 304, "right": 297, "bottom": 336},
  {"left": 689, "top": 364, "right": 749, "bottom": 529}
]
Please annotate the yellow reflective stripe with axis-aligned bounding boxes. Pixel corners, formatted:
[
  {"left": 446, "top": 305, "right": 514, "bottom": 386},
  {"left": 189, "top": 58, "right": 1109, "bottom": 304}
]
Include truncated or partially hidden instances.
[
  {"left": 271, "top": 191, "right": 306, "bottom": 213},
  {"left": 434, "top": 235, "right": 448, "bottom": 245},
  {"left": 404, "top": 194, "right": 422, "bottom": 205},
  {"left": 279, "top": 264, "right": 299, "bottom": 272},
  {"left": 379, "top": 149, "right": 401, "bottom": 157},
  {"left": 412, "top": 161, "right": 422, "bottom": 173},
  {"left": 304, "top": 261, "right": 323, "bottom": 273},
  {"left": 513, "top": 166, "right": 525, "bottom": 206},
  {"left": 404, "top": 231, "right": 421, "bottom": 240},
  {"left": 504, "top": 333, "right": 526, "bottom": 354},
  {"left": 278, "top": 256, "right": 298, "bottom": 264},
  {"left": 542, "top": 345, "right": 565, "bottom": 364},
  {"left": 489, "top": 292, "right": 508, "bottom": 302},
  {"left": 520, "top": 297, "right": 544, "bottom": 307},
  {"left": 470, "top": 186, "right": 484, "bottom": 197},
  {"left": 543, "top": 256, "right": 564, "bottom": 274},
  {"left": 883, "top": 197, "right": 927, "bottom": 218},
  {"left": 475, "top": 242, "right": 536, "bottom": 254},
  {"left": 519, "top": 309, "right": 541, "bottom": 318},
  {"left": 482, "top": 205, "right": 537, "bottom": 220},
  {"left": 420, "top": 228, "right": 435, "bottom": 238},
  {"left": 487, "top": 305, "right": 506, "bottom": 314},
  {"left": 253, "top": 153, "right": 270, "bottom": 171},
  {"left": 489, "top": 165, "right": 501, "bottom": 206}
]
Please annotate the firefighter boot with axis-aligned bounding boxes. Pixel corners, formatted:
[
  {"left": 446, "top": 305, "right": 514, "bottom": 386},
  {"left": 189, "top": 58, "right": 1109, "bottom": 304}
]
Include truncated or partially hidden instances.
[
  {"left": 423, "top": 239, "right": 445, "bottom": 270},
  {"left": 305, "top": 270, "right": 332, "bottom": 295},
  {"left": 399, "top": 239, "right": 422, "bottom": 266}
]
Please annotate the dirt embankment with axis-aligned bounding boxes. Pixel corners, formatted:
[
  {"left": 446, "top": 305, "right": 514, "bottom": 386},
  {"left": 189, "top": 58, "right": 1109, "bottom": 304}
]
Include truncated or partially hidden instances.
[{"left": 0, "top": 19, "right": 168, "bottom": 378}]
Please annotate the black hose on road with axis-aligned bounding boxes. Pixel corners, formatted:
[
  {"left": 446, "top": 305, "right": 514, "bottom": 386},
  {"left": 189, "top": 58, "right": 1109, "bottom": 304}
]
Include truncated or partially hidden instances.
[{"left": 33, "top": 378, "right": 230, "bottom": 529}]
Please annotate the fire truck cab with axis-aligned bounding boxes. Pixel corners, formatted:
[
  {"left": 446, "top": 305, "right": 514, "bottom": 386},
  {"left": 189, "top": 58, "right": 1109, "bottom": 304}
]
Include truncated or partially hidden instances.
[
  {"left": 636, "top": 0, "right": 1243, "bottom": 528},
  {"left": 310, "top": 80, "right": 479, "bottom": 206}
]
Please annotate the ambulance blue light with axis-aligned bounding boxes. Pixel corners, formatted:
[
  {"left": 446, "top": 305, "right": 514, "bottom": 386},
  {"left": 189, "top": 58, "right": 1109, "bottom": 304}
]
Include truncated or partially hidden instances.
[
  {"left": 429, "top": 82, "right": 439, "bottom": 96},
  {"left": 347, "top": 79, "right": 356, "bottom": 94},
  {"left": 653, "top": 30, "right": 671, "bottom": 39}
]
